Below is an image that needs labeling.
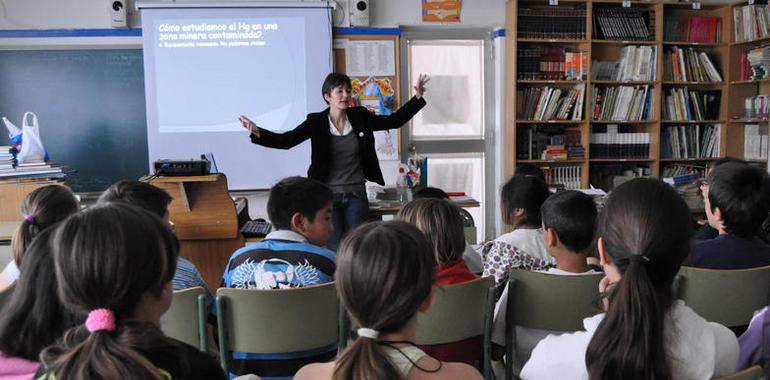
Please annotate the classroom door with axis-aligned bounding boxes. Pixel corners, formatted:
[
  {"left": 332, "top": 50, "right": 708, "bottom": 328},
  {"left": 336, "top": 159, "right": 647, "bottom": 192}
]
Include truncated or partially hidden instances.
[{"left": 400, "top": 28, "right": 496, "bottom": 242}]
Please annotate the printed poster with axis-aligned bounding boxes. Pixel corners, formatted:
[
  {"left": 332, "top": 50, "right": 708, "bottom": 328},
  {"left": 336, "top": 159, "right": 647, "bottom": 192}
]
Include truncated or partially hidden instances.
[
  {"left": 351, "top": 76, "right": 399, "bottom": 161},
  {"left": 422, "top": 0, "right": 462, "bottom": 23}
]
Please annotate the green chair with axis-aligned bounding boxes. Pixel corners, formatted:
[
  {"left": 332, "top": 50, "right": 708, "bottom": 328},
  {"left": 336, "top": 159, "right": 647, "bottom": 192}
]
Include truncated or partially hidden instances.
[
  {"left": 160, "top": 286, "right": 208, "bottom": 351},
  {"left": 215, "top": 282, "right": 339, "bottom": 375},
  {"left": 0, "top": 282, "right": 15, "bottom": 311},
  {"left": 415, "top": 276, "right": 496, "bottom": 380},
  {"left": 504, "top": 270, "right": 603, "bottom": 380},
  {"left": 676, "top": 265, "right": 770, "bottom": 327},
  {"left": 713, "top": 365, "right": 763, "bottom": 380},
  {"left": 0, "top": 244, "right": 12, "bottom": 271}
]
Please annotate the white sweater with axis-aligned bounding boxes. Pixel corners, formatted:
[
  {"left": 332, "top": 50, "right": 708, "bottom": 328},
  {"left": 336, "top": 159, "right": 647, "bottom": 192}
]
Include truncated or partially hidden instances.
[{"left": 521, "top": 300, "right": 738, "bottom": 380}]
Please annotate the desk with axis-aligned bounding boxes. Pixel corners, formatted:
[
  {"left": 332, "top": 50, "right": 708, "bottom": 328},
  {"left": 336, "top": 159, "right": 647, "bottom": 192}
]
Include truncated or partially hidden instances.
[
  {"left": 368, "top": 196, "right": 480, "bottom": 217},
  {"left": 0, "top": 221, "right": 17, "bottom": 243}
]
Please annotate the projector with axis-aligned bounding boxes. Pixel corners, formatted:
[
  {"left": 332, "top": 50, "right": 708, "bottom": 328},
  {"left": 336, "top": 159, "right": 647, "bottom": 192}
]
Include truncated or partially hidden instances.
[{"left": 153, "top": 159, "right": 210, "bottom": 176}]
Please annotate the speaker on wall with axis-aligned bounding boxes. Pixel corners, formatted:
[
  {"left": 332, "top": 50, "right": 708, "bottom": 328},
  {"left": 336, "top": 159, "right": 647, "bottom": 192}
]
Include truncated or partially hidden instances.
[
  {"left": 110, "top": 0, "right": 127, "bottom": 28},
  {"left": 349, "top": 0, "right": 370, "bottom": 27},
  {"left": 332, "top": 0, "right": 351, "bottom": 27}
]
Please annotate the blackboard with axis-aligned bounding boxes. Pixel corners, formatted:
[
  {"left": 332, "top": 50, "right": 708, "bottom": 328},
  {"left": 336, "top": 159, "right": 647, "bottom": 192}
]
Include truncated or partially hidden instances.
[{"left": 0, "top": 49, "right": 148, "bottom": 193}]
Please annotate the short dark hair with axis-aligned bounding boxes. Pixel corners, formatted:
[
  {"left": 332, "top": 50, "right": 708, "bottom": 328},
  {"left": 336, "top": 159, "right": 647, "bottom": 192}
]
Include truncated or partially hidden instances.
[
  {"left": 413, "top": 186, "right": 449, "bottom": 200},
  {"left": 707, "top": 161, "right": 770, "bottom": 238},
  {"left": 321, "top": 73, "right": 352, "bottom": 104},
  {"left": 541, "top": 190, "right": 597, "bottom": 253},
  {"left": 98, "top": 180, "right": 172, "bottom": 218},
  {"left": 501, "top": 175, "right": 550, "bottom": 227},
  {"left": 267, "top": 176, "right": 333, "bottom": 230}
]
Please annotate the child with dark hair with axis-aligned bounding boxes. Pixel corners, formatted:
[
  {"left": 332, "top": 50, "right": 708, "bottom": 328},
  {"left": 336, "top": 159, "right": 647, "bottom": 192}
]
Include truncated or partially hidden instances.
[
  {"left": 220, "top": 176, "right": 336, "bottom": 379},
  {"left": 491, "top": 190, "right": 600, "bottom": 374},
  {"left": 0, "top": 228, "right": 77, "bottom": 378},
  {"left": 36, "top": 203, "right": 226, "bottom": 380},
  {"left": 482, "top": 175, "right": 554, "bottom": 287},
  {"left": 0, "top": 185, "right": 78, "bottom": 292},
  {"left": 522, "top": 178, "right": 738, "bottom": 379},
  {"left": 98, "top": 180, "right": 213, "bottom": 306},
  {"left": 241, "top": 72, "right": 430, "bottom": 251},
  {"left": 690, "top": 161, "right": 770, "bottom": 269},
  {"left": 295, "top": 221, "right": 481, "bottom": 380}
]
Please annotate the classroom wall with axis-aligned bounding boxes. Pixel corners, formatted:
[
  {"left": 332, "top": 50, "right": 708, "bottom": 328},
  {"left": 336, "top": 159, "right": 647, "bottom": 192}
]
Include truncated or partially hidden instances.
[{"left": 0, "top": 0, "right": 505, "bottom": 30}]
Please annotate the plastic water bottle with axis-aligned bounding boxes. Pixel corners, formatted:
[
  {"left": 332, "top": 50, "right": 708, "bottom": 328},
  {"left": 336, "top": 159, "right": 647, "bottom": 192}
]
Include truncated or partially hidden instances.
[{"left": 396, "top": 167, "right": 411, "bottom": 205}]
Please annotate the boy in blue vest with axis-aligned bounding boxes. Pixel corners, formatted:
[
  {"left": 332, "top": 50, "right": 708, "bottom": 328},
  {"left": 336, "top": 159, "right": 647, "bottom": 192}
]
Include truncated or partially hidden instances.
[{"left": 220, "top": 176, "right": 336, "bottom": 379}]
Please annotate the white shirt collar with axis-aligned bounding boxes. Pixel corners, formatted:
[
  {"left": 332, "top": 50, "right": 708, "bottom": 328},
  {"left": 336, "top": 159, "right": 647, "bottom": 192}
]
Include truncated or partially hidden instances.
[
  {"left": 328, "top": 114, "right": 353, "bottom": 136},
  {"left": 264, "top": 229, "right": 308, "bottom": 243}
]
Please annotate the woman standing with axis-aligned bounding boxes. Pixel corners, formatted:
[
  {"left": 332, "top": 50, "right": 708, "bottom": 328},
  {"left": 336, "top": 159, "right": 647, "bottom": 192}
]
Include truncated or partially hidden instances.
[{"left": 240, "top": 73, "right": 429, "bottom": 250}]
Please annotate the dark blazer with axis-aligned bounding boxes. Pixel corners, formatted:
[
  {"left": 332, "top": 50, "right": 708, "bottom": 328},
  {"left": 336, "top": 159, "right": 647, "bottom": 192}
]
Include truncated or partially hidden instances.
[{"left": 251, "top": 96, "right": 426, "bottom": 185}]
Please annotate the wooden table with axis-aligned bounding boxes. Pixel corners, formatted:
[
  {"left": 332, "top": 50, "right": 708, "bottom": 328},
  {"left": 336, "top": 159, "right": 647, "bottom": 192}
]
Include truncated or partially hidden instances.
[{"left": 368, "top": 196, "right": 480, "bottom": 217}]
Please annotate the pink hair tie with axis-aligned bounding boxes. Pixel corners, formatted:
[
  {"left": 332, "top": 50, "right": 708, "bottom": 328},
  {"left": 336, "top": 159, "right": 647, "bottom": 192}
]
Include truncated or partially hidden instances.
[
  {"left": 85, "top": 308, "right": 116, "bottom": 333},
  {"left": 23, "top": 215, "right": 35, "bottom": 225}
]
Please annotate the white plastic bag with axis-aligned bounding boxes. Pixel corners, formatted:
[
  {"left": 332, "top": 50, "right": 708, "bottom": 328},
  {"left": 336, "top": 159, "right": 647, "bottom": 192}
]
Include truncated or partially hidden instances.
[{"left": 16, "top": 112, "right": 47, "bottom": 163}]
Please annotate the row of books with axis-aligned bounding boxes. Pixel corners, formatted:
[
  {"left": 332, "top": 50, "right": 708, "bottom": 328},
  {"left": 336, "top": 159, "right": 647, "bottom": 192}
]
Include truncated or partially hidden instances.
[
  {"left": 517, "top": 84, "right": 586, "bottom": 121},
  {"left": 664, "top": 47, "right": 723, "bottom": 83},
  {"left": 661, "top": 124, "right": 722, "bottom": 159},
  {"left": 590, "top": 85, "right": 654, "bottom": 121},
  {"left": 662, "top": 164, "right": 703, "bottom": 186},
  {"left": 542, "top": 165, "right": 582, "bottom": 190},
  {"left": 590, "top": 132, "right": 651, "bottom": 159},
  {"left": 592, "top": 45, "right": 657, "bottom": 82},
  {"left": 589, "top": 164, "right": 650, "bottom": 191},
  {"left": 592, "top": 7, "right": 654, "bottom": 41},
  {"left": 517, "top": 7, "right": 587, "bottom": 40},
  {"left": 516, "top": 125, "right": 583, "bottom": 160},
  {"left": 744, "top": 124, "right": 769, "bottom": 161},
  {"left": 517, "top": 48, "right": 588, "bottom": 81},
  {"left": 662, "top": 88, "right": 721, "bottom": 121},
  {"left": 744, "top": 95, "right": 770, "bottom": 120},
  {"left": 0, "top": 146, "right": 66, "bottom": 183},
  {"left": 663, "top": 15, "right": 723, "bottom": 43},
  {"left": 734, "top": 5, "right": 770, "bottom": 43},
  {"left": 740, "top": 47, "right": 770, "bottom": 81}
]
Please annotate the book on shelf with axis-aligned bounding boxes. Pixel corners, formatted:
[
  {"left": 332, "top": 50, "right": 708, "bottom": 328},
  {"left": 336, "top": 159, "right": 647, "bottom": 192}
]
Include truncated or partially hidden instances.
[
  {"left": 664, "top": 47, "right": 723, "bottom": 82},
  {"left": 518, "top": 6, "right": 586, "bottom": 40},
  {"left": 741, "top": 46, "right": 770, "bottom": 81},
  {"left": 733, "top": 4, "right": 770, "bottom": 43},
  {"left": 591, "top": 45, "right": 657, "bottom": 82},
  {"left": 589, "top": 164, "right": 651, "bottom": 191},
  {"left": 590, "top": 129, "right": 650, "bottom": 159},
  {"left": 744, "top": 95, "right": 770, "bottom": 119},
  {"left": 664, "top": 15, "right": 722, "bottom": 43},
  {"left": 590, "top": 85, "right": 654, "bottom": 121},
  {"left": 661, "top": 124, "right": 722, "bottom": 159},
  {"left": 744, "top": 124, "right": 769, "bottom": 160},
  {"left": 517, "top": 125, "right": 584, "bottom": 160},
  {"left": 518, "top": 47, "right": 588, "bottom": 80},
  {"left": 517, "top": 84, "right": 586, "bottom": 121},
  {"left": 661, "top": 164, "right": 704, "bottom": 186},
  {"left": 542, "top": 165, "right": 582, "bottom": 190},
  {"left": 662, "top": 87, "right": 721, "bottom": 121},
  {"left": 592, "top": 7, "right": 655, "bottom": 41}
]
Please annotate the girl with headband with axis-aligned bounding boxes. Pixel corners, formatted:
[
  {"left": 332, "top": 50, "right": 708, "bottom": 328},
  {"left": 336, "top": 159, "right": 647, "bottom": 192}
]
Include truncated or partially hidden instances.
[
  {"left": 295, "top": 221, "right": 481, "bottom": 380},
  {"left": 35, "top": 203, "right": 226, "bottom": 380}
]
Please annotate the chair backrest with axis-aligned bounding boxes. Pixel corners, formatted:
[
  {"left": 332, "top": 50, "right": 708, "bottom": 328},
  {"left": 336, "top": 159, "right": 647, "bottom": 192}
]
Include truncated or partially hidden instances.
[
  {"left": 160, "top": 287, "right": 207, "bottom": 351},
  {"left": 416, "top": 276, "right": 494, "bottom": 345},
  {"left": 0, "top": 244, "right": 12, "bottom": 270},
  {"left": 677, "top": 265, "right": 770, "bottom": 327},
  {"left": 713, "top": 365, "right": 763, "bottom": 380},
  {"left": 0, "top": 282, "right": 15, "bottom": 310},
  {"left": 216, "top": 282, "right": 339, "bottom": 355},
  {"left": 507, "top": 269, "right": 603, "bottom": 331}
]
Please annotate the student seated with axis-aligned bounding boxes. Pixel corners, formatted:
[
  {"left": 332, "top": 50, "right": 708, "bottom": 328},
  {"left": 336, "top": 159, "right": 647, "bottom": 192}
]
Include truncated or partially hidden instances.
[
  {"left": 36, "top": 203, "right": 226, "bottom": 379},
  {"left": 737, "top": 306, "right": 770, "bottom": 379},
  {"left": 690, "top": 161, "right": 770, "bottom": 269},
  {"left": 0, "top": 228, "right": 76, "bottom": 378},
  {"left": 98, "top": 180, "right": 213, "bottom": 306},
  {"left": 0, "top": 185, "right": 78, "bottom": 293},
  {"left": 412, "top": 187, "right": 482, "bottom": 273},
  {"left": 220, "top": 176, "right": 336, "bottom": 379},
  {"left": 398, "top": 198, "right": 481, "bottom": 365},
  {"left": 295, "top": 221, "right": 482, "bottom": 380},
  {"left": 482, "top": 175, "right": 554, "bottom": 288},
  {"left": 491, "top": 190, "right": 599, "bottom": 374},
  {"left": 521, "top": 178, "right": 738, "bottom": 379}
]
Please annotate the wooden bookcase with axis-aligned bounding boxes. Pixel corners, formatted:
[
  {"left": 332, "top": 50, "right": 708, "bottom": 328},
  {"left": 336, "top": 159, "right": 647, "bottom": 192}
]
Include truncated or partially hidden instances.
[{"left": 504, "top": 0, "right": 764, "bottom": 191}]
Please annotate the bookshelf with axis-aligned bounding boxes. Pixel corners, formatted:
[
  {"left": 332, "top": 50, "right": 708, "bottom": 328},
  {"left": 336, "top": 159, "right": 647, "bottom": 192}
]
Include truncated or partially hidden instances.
[{"left": 504, "top": 0, "right": 758, "bottom": 192}]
